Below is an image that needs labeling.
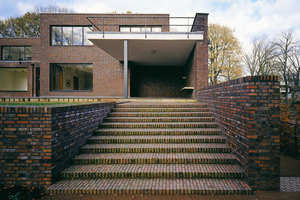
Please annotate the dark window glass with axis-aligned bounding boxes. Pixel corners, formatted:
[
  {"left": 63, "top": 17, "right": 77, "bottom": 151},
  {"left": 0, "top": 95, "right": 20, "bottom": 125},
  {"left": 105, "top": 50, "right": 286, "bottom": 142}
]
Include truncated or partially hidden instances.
[
  {"left": 73, "top": 27, "right": 83, "bottom": 45},
  {"left": 84, "top": 27, "right": 93, "bottom": 45},
  {"left": 52, "top": 26, "right": 62, "bottom": 45},
  {"left": 24, "top": 47, "right": 32, "bottom": 60},
  {"left": 0, "top": 68, "right": 28, "bottom": 91},
  {"left": 51, "top": 26, "right": 92, "bottom": 46},
  {"left": 2, "top": 47, "right": 10, "bottom": 60},
  {"left": 50, "top": 64, "right": 93, "bottom": 91},
  {"left": 1, "top": 46, "right": 31, "bottom": 61},
  {"left": 63, "top": 27, "right": 72, "bottom": 45},
  {"left": 119, "top": 26, "right": 162, "bottom": 32}
]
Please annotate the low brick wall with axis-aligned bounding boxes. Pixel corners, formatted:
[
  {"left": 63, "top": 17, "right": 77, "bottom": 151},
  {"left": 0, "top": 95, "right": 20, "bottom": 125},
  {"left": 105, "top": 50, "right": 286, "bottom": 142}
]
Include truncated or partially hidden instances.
[
  {"left": 197, "top": 76, "right": 280, "bottom": 190},
  {"left": 0, "top": 102, "right": 115, "bottom": 186}
]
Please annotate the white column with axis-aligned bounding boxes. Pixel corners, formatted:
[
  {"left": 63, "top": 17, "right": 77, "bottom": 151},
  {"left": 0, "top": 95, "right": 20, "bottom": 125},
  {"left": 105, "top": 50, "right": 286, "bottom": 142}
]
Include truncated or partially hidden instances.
[{"left": 124, "top": 40, "right": 128, "bottom": 98}]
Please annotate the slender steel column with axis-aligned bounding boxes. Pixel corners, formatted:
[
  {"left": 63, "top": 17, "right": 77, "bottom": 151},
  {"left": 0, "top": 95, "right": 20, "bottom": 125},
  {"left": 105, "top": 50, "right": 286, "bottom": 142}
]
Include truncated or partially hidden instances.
[{"left": 124, "top": 40, "right": 128, "bottom": 98}]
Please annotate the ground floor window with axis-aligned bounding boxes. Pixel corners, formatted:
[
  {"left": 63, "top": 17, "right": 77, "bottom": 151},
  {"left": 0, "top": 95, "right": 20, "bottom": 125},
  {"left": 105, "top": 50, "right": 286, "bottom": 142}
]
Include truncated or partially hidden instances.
[
  {"left": 50, "top": 64, "right": 93, "bottom": 91},
  {"left": 0, "top": 68, "right": 28, "bottom": 91}
]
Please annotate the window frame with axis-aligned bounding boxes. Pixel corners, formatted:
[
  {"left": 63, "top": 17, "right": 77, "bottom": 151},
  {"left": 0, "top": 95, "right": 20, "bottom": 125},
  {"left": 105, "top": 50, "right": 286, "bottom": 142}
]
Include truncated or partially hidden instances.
[
  {"left": 49, "top": 63, "right": 93, "bottom": 92},
  {"left": 1, "top": 46, "right": 32, "bottom": 61},
  {"left": 119, "top": 25, "right": 162, "bottom": 32},
  {"left": 50, "top": 25, "right": 93, "bottom": 46}
]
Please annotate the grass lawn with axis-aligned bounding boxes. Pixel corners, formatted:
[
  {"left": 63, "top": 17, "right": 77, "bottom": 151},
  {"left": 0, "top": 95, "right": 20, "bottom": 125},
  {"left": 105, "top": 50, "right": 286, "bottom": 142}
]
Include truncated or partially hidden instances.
[{"left": 0, "top": 102, "right": 93, "bottom": 106}]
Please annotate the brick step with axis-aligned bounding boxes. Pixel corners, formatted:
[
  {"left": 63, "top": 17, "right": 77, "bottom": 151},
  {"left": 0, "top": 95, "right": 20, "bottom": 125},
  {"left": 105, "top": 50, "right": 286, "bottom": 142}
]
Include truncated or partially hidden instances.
[
  {"left": 73, "top": 153, "right": 237, "bottom": 164},
  {"left": 94, "top": 128, "right": 221, "bottom": 136},
  {"left": 61, "top": 164, "right": 244, "bottom": 179},
  {"left": 104, "top": 117, "right": 215, "bottom": 123},
  {"left": 47, "top": 178, "right": 252, "bottom": 195},
  {"left": 115, "top": 103, "right": 207, "bottom": 108},
  {"left": 87, "top": 135, "right": 226, "bottom": 144},
  {"left": 112, "top": 108, "right": 210, "bottom": 112},
  {"left": 108, "top": 112, "right": 212, "bottom": 117},
  {"left": 80, "top": 143, "right": 231, "bottom": 153},
  {"left": 99, "top": 122, "right": 218, "bottom": 129}
]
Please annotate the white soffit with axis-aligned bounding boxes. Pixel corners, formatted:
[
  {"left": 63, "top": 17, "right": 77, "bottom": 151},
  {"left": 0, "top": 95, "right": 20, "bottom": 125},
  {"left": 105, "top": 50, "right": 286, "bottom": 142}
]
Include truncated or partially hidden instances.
[{"left": 88, "top": 32, "right": 203, "bottom": 66}]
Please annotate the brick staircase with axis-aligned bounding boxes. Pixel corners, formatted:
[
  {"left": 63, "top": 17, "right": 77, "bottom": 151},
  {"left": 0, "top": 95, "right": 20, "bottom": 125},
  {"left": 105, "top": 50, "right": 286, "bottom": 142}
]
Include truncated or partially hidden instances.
[{"left": 48, "top": 102, "right": 252, "bottom": 195}]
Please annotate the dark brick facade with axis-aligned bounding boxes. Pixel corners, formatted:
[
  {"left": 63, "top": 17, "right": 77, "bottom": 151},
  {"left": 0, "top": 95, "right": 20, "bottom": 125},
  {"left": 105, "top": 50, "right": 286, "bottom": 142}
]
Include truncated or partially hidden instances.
[
  {"left": 197, "top": 76, "right": 280, "bottom": 190},
  {"left": 0, "top": 13, "right": 208, "bottom": 98},
  {"left": 0, "top": 102, "right": 115, "bottom": 186},
  {"left": 0, "top": 38, "right": 40, "bottom": 97}
]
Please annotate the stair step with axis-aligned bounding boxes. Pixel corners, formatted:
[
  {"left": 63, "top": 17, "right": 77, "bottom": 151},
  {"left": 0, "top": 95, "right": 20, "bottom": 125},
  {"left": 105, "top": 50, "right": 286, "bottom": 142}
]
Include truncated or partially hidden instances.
[
  {"left": 94, "top": 128, "right": 221, "bottom": 135},
  {"left": 112, "top": 108, "right": 210, "bottom": 112},
  {"left": 99, "top": 122, "right": 218, "bottom": 129},
  {"left": 87, "top": 135, "right": 226, "bottom": 144},
  {"left": 80, "top": 143, "right": 231, "bottom": 153},
  {"left": 48, "top": 178, "right": 252, "bottom": 195},
  {"left": 61, "top": 164, "right": 244, "bottom": 179},
  {"left": 74, "top": 153, "right": 237, "bottom": 164},
  {"left": 115, "top": 103, "right": 207, "bottom": 108},
  {"left": 109, "top": 112, "right": 212, "bottom": 117},
  {"left": 104, "top": 117, "right": 214, "bottom": 123}
]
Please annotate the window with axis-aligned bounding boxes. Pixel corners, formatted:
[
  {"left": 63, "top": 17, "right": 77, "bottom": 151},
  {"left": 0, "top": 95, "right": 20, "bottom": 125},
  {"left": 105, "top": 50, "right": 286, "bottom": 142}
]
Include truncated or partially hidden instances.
[
  {"left": 50, "top": 64, "right": 93, "bottom": 91},
  {"left": 0, "top": 68, "right": 28, "bottom": 91},
  {"left": 1, "top": 46, "right": 32, "bottom": 61},
  {"left": 51, "top": 26, "right": 93, "bottom": 46},
  {"left": 120, "top": 26, "right": 162, "bottom": 32}
]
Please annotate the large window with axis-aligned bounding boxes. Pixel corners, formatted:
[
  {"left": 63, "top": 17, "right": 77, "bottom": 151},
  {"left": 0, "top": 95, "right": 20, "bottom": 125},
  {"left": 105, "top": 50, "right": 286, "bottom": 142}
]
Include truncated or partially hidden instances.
[
  {"left": 1, "top": 46, "right": 31, "bottom": 61},
  {"left": 0, "top": 68, "right": 28, "bottom": 91},
  {"left": 51, "top": 26, "right": 93, "bottom": 46},
  {"left": 120, "top": 26, "right": 162, "bottom": 32},
  {"left": 50, "top": 64, "right": 93, "bottom": 91}
]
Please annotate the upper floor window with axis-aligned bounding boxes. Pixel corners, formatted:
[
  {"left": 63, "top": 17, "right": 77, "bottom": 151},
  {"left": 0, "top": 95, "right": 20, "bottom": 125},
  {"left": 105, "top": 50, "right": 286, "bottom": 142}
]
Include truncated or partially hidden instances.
[
  {"left": 120, "top": 26, "right": 162, "bottom": 32},
  {"left": 51, "top": 26, "right": 93, "bottom": 46},
  {"left": 1, "top": 46, "right": 31, "bottom": 61}
]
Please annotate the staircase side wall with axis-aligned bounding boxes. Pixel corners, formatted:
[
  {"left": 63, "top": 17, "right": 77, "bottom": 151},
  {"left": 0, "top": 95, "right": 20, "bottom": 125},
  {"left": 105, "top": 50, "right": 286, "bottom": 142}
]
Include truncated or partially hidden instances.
[
  {"left": 197, "top": 76, "right": 280, "bottom": 190},
  {"left": 0, "top": 102, "right": 115, "bottom": 187}
]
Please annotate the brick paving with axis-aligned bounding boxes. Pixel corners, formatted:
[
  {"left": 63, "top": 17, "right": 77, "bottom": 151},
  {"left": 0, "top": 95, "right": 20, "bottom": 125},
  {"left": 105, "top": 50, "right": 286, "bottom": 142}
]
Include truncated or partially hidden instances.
[
  {"left": 73, "top": 153, "right": 237, "bottom": 164},
  {"left": 280, "top": 177, "right": 300, "bottom": 192},
  {"left": 112, "top": 108, "right": 210, "bottom": 112},
  {"left": 80, "top": 143, "right": 231, "bottom": 153},
  {"left": 104, "top": 117, "right": 215, "bottom": 122},
  {"left": 87, "top": 135, "right": 226, "bottom": 144},
  {"left": 47, "top": 102, "right": 252, "bottom": 195},
  {"left": 94, "top": 128, "right": 221, "bottom": 135},
  {"left": 48, "top": 179, "right": 252, "bottom": 195},
  {"left": 99, "top": 122, "right": 218, "bottom": 129},
  {"left": 109, "top": 112, "right": 212, "bottom": 117}
]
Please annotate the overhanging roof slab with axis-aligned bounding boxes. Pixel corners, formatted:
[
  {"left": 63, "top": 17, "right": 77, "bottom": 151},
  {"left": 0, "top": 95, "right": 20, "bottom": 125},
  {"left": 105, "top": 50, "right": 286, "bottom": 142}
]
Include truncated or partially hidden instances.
[{"left": 88, "top": 32, "right": 203, "bottom": 66}]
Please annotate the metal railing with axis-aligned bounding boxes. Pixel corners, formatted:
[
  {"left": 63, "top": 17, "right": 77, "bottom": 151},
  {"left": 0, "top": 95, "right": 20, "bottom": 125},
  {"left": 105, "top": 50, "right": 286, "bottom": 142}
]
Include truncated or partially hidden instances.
[{"left": 86, "top": 16, "right": 204, "bottom": 34}]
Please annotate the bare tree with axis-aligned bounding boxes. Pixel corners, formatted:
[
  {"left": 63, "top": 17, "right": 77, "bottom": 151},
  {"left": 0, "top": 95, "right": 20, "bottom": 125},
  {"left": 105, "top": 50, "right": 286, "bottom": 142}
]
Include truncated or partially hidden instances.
[
  {"left": 273, "top": 30, "right": 297, "bottom": 99},
  {"left": 243, "top": 36, "right": 277, "bottom": 76},
  {"left": 288, "top": 42, "right": 300, "bottom": 90},
  {"left": 33, "top": 5, "right": 72, "bottom": 14}
]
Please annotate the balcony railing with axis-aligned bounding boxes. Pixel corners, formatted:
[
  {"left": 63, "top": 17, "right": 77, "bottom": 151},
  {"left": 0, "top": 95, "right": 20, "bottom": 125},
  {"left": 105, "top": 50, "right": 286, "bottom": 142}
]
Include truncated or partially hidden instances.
[{"left": 86, "top": 16, "right": 205, "bottom": 34}]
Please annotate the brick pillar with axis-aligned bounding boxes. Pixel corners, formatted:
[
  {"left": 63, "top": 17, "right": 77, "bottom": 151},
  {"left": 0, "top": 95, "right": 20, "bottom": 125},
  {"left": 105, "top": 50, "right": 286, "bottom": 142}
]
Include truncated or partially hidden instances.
[{"left": 191, "top": 13, "right": 209, "bottom": 96}]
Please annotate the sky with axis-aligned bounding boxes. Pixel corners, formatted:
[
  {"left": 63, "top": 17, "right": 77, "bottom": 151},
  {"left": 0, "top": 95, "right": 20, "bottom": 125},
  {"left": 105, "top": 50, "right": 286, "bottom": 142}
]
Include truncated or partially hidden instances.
[{"left": 0, "top": 0, "right": 299, "bottom": 51}]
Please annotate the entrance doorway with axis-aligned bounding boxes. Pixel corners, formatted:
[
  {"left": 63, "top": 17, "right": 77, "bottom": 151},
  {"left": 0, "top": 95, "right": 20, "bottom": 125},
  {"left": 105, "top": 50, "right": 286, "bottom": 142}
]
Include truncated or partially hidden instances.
[{"left": 130, "top": 65, "right": 185, "bottom": 98}]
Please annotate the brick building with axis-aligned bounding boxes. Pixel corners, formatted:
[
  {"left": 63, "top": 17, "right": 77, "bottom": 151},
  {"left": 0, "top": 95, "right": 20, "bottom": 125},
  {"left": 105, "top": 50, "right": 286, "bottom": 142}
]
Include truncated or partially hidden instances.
[{"left": 0, "top": 13, "right": 208, "bottom": 99}]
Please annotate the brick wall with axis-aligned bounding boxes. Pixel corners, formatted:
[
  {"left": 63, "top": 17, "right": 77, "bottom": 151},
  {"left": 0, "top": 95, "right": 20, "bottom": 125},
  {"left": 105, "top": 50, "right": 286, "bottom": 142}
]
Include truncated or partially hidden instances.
[
  {"left": 0, "top": 38, "right": 40, "bottom": 97},
  {"left": 130, "top": 65, "right": 185, "bottom": 97},
  {"left": 39, "top": 13, "right": 169, "bottom": 98},
  {"left": 186, "top": 13, "right": 209, "bottom": 97},
  {"left": 0, "top": 102, "right": 115, "bottom": 186},
  {"left": 197, "top": 76, "right": 280, "bottom": 190}
]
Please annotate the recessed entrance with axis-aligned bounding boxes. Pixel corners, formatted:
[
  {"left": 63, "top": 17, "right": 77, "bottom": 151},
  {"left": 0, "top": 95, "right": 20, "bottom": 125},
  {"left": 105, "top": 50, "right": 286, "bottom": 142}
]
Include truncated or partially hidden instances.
[{"left": 130, "top": 65, "right": 186, "bottom": 98}]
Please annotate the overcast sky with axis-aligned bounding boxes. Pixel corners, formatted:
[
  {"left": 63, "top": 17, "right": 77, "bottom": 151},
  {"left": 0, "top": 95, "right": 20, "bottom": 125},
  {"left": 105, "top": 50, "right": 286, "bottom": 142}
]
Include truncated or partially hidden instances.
[{"left": 0, "top": 0, "right": 299, "bottom": 50}]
